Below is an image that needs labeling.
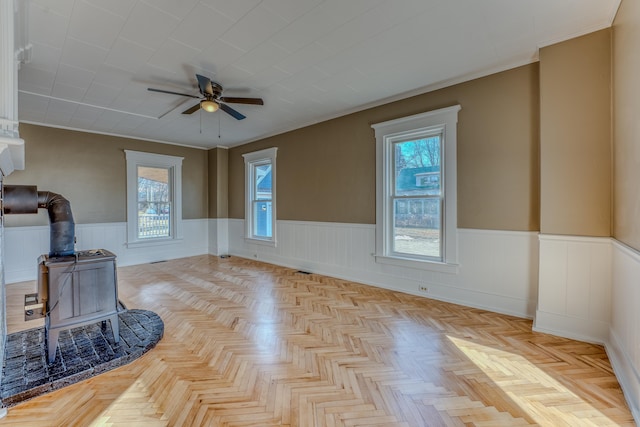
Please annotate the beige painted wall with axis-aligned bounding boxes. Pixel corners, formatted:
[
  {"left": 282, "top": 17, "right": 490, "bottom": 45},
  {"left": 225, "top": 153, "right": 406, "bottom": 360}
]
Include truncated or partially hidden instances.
[
  {"left": 208, "top": 147, "right": 228, "bottom": 219},
  {"left": 229, "top": 64, "right": 540, "bottom": 231},
  {"left": 613, "top": 0, "right": 640, "bottom": 251},
  {"left": 4, "top": 124, "right": 208, "bottom": 226},
  {"left": 539, "top": 29, "right": 611, "bottom": 237}
]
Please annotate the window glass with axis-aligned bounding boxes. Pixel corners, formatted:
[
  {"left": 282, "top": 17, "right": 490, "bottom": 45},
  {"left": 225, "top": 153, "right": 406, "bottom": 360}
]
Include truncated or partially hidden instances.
[
  {"left": 252, "top": 162, "right": 273, "bottom": 238},
  {"left": 137, "top": 166, "right": 170, "bottom": 239},
  {"left": 125, "top": 150, "right": 183, "bottom": 247},
  {"left": 243, "top": 147, "right": 278, "bottom": 245},
  {"left": 392, "top": 137, "right": 442, "bottom": 259}
]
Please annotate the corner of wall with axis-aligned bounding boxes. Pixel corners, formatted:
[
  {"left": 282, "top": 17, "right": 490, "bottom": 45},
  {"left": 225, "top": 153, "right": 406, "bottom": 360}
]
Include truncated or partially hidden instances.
[
  {"left": 534, "top": 235, "right": 613, "bottom": 344},
  {"left": 209, "top": 218, "right": 229, "bottom": 256},
  {"left": 607, "top": 240, "right": 640, "bottom": 424}
]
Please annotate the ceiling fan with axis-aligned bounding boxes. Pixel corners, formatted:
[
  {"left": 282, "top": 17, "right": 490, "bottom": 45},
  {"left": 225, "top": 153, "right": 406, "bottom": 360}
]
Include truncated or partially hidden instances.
[{"left": 148, "top": 74, "right": 264, "bottom": 120}]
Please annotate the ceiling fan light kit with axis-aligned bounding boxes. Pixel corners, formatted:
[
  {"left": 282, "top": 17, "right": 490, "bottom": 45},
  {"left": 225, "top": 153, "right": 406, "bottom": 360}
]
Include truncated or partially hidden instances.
[
  {"left": 148, "top": 74, "right": 263, "bottom": 120},
  {"left": 201, "top": 100, "right": 218, "bottom": 113}
]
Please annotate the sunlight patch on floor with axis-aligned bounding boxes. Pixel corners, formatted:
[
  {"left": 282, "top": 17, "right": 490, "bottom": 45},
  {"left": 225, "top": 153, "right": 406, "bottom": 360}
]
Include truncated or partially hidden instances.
[
  {"left": 447, "top": 335, "right": 615, "bottom": 427},
  {"left": 90, "top": 375, "right": 165, "bottom": 426}
]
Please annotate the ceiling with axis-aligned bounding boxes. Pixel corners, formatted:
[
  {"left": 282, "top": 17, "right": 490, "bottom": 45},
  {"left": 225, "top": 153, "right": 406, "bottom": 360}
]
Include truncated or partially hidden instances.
[{"left": 16, "top": 0, "right": 620, "bottom": 149}]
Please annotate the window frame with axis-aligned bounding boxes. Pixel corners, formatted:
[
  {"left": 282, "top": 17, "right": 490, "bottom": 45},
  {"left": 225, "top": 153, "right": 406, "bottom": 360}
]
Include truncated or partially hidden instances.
[
  {"left": 389, "top": 132, "right": 444, "bottom": 261},
  {"left": 243, "top": 147, "right": 277, "bottom": 246},
  {"left": 125, "top": 150, "right": 183, "bottom": 247},
  {"left": 372, "top": 105, "right": 461, "bottom": 273}
]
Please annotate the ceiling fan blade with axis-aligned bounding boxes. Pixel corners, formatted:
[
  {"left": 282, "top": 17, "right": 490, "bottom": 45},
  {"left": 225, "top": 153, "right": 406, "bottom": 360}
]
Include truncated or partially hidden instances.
[
  {"left": 181, "top": 103, "right": 201, "bottom": 114},
  {"left": 148, "top": 88, "right": 200, "bottom": 98},
  {"left": 220, "top": 103, "right": 246, "bottom": 120},
  {"left": 196, "top": 74, "right": 214, "bottom": 96},
  {"left": 219, "top": 96, "right": 264, "bottom": 105}
]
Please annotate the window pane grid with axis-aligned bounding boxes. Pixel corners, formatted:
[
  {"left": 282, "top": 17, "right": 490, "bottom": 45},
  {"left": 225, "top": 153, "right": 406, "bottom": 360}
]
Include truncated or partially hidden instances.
[
  {"left": 389, "top": 135, "right": 444, "bottom": 260},
  {"left": 250, "top": 159, "right": 273, "bottom": 239},
  {"left": 243, "top": 147, "right": 277, "bottom": 245},
  {"left": 137, "top": 166, "right": 171, "bottom": 239}
]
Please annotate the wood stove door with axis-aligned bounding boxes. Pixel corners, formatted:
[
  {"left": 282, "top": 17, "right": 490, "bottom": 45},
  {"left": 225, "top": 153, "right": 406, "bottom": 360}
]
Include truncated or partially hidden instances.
[{"left": 48, "top": 259, "right": 118, "bottom": 327}]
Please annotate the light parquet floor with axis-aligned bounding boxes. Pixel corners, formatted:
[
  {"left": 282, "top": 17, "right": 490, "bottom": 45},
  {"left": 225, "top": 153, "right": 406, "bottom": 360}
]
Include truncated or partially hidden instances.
[{"left": 1, "top": 255, "right": 635, "bottom": 426}]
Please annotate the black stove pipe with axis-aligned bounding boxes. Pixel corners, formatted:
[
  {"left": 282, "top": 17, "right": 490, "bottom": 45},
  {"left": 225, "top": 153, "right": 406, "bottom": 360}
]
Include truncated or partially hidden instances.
[{"left": 3, "top": 185, "right": 75, "bottom": 257}]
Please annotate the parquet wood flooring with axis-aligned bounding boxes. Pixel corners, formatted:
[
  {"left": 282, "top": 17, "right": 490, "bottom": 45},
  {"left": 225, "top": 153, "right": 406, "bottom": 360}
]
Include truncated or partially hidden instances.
[{"left": 1, "top": 255, "right": 635, "bottom": 426}]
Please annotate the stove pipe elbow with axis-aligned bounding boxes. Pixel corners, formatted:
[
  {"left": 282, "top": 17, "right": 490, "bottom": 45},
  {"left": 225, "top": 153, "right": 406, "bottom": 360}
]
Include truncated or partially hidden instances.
[
  {"left": 37, "top": 191, "right": 75, "bottom": 257},
  {"left": 3, "top": 185, "right": 75, "bottom": 257}
]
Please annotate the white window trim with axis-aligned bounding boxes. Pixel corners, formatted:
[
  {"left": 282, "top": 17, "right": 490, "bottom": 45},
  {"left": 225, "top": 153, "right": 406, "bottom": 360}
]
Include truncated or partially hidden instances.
[
  {"left": 371, "top": 105, "right": 461, "bottom": 274},
  {"left": 125, "top": 150, "right": 183, "bottom": 247},
  {"left": 243, "top": 147, "right": 277, "bottom": 246}
]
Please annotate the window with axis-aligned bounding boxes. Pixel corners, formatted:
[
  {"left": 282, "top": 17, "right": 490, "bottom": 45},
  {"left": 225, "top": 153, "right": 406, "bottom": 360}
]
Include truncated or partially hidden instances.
[
  {"left": 125, "top": 150, "right": 183, "bottom": 246},
  {"left": 372, "top": 105, "right": 461, "bottom": 272},
  {"left": 243, "top": 147, "right": 277, "bottom": 245}
]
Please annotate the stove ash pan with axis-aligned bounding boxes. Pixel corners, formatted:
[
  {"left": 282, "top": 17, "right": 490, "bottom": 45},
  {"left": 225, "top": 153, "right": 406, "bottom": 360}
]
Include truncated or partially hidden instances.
[{"left": 38, "top": 249, "right": 120, "bottom": 363}]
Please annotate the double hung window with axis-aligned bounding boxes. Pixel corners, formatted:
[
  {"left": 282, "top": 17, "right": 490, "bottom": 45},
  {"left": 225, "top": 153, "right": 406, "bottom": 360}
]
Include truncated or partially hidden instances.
[
  {"left": 125, "top": 150, "right": 183, "bottom": 246},
  {"left": 372, "top": 105, "right": 460, "bottom": 272},
  {"left": 243, "top": 147, "right": 277, "bottom": 245}
]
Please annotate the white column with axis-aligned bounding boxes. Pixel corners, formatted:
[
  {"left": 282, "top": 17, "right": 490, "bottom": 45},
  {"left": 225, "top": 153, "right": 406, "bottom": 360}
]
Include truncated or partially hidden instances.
[
  {"left": 0, "top": 0, "right": 27, "bottom": 417},
  {"left": 0, "top": 0, "right": 26, "bottom": 176}
]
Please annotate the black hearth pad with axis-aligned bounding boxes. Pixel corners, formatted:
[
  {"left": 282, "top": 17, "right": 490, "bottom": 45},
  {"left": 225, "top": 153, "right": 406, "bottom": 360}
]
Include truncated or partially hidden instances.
[{"left": 0, "top": 309, "right": 164, "bottom": 407}]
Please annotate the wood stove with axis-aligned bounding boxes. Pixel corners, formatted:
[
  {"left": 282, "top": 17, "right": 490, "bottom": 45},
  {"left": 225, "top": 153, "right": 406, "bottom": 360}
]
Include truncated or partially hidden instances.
[{"left": 38, "top": 249, "right": 120, "bottom": 363}]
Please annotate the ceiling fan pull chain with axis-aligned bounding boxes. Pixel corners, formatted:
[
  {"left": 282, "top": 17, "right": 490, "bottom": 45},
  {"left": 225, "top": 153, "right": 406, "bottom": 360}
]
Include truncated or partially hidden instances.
[{"left": 218, "top": 112, "right": 221, "bottom": 139}]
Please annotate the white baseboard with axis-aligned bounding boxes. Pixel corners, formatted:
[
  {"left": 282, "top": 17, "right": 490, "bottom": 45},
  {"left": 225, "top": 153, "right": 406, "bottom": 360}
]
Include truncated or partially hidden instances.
[
  {"left": 533, "top": 309, "right": 609, "bottom": 345},
  {"left": 607, "top": 331, "right": 640, "bottom": 424}
]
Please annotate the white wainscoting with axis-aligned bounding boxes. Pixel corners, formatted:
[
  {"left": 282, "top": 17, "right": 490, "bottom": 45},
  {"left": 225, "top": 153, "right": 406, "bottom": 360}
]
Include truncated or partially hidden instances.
[
  {"left": 534, "top": 234, "right": 612, "bottom": 344},
  {"left": 208, "top": 218, "right": 229, "bottom": 256},
  {"left": 607, "top": 240, "right": 640, "bottom": 422},
  {"left": 228, "top": 219, "right": 539, "bottom": 319},
  {"left": 3, "top": 219, "right": 209, "bottom": 283}
]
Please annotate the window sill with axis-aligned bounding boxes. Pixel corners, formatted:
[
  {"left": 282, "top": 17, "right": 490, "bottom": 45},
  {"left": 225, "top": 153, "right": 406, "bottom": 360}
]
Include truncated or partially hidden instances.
[
  {"left": 374, "top": 254, "right": 459, "bottom": 274},
  {"left": 126, "top": 237, "right": 182, "bottom": 249},
  {"left": 244, "top": 237, "right": 277, "bottom": 247}
]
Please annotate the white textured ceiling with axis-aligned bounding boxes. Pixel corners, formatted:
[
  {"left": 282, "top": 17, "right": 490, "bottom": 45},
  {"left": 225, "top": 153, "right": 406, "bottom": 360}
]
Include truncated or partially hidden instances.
[{"left": 16, "top": 0, "right": 620, "bottom": 149}]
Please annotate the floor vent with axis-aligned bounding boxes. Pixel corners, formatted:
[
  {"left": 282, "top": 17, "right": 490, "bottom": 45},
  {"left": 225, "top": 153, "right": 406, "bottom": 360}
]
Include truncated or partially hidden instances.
[
  {"left": 150, "top": 260, "right": 167, "bottom": 264},
  {"left": 297, "top": 270, "right": 312, "bottom": 275}
]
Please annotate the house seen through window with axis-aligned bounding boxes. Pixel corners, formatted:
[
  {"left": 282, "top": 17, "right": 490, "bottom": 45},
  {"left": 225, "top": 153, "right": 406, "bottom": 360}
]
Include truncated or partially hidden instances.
[
  {"left": 137, "top": 166, "right": 170, "bottom": 239},
  {"left": 125, "top": 150, "right": 183, "bottom": 246},
  {"left": 252, "top": 162, "right": 273, "bottom": 238},
  {"left": 372, "top": 105, "right": 460, "bottom": 272},
  {"left": 243, "top": 147, "right": 277, "bottom": 245},
  {"left": 393, "top": 137, "right": 442, "bottom": 259}
]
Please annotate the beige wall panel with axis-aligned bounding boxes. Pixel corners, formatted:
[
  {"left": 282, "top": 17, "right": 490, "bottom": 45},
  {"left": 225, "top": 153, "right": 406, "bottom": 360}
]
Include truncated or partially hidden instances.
[
  {"left": 208, "top": 147, "right": 228, "bottom": 219},
  {"left": 613, "top": 0, "right": 640, "bottom": 250},
  {"left": 539, "top": 29, "right": 611, "bottom": 237},
  {"left": 5, "top": 124, "right": 208, "bottom": 226},
  {"left": 230, "top": 64, "right": 540, "bottom": 231}
]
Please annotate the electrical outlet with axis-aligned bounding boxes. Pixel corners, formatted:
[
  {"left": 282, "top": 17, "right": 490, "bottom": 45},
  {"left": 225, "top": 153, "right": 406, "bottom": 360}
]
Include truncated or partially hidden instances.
[{"left": 418, "top": 285, "right": 429, "bottom": 293}]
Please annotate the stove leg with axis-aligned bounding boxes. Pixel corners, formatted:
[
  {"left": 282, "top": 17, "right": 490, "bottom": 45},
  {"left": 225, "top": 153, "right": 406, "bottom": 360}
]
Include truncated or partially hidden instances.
[
  {"left": 110, "top": 314, "right": 120, "bottom": 343},
  {"left": 47, "top": 329, "right": 59, "bottom": 364}
]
